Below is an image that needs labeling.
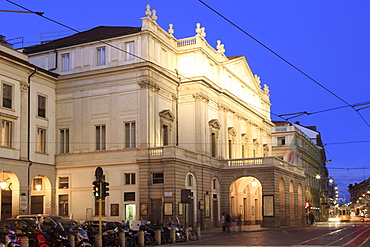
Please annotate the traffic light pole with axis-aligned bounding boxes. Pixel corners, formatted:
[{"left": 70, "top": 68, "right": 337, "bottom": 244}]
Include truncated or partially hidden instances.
[{"left": 99, "top": 181, "right": 103, "bottom": 235}]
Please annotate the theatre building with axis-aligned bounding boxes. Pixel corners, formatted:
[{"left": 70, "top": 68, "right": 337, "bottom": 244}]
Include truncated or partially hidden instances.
[{"left": 1, "top": 5, "right": 307, "bottom": 228}]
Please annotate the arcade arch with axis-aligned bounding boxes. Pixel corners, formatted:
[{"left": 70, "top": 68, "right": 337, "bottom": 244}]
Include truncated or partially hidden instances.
[
  {"left": 31, "top": 175, "right": 52, "bottom": 215},
  {"left": 230, "top": 176, "right": 262, "bottom": 225},
  {"left": 0, "top": 171, "right": 20, "bottom": 219}
]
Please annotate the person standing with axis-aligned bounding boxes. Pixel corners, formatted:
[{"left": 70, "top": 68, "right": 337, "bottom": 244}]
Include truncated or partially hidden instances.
[
  {"left": 225, "top": 213, "right": 231, "bottom": 232},
  {"left": 221, "top": 213, "right": 226, "bottom": 231},
  {"left": 309, "top": 212, "right": 315, "bottom": 225}
]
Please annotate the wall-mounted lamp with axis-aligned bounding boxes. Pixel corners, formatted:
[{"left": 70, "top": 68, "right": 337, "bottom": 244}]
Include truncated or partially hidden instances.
[
  {"left": 0, "top": 172, "right": 7, "bottom": 190},
  {"left": 35, "top": 184, "right": 42, "bottom": 191},
  {"left": 251, "top": 179, "right": 257, "bottom": 187},
  {"left": 315, "top": 174, "right": 321, "bottom": 179}
]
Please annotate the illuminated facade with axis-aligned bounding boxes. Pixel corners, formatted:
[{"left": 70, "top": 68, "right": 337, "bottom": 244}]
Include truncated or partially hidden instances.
[
  {"left": 0, "top": 41, "right": 57, "bottom": 218},
  {"left": 271, "top": 121, "right": 328, "bottom": 221},
  {"left": 1, "top": 5, "right": 308, "bottom": 228}
]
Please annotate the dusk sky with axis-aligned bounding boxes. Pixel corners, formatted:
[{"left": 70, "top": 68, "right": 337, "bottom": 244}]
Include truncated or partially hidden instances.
[{"left": 2, "top": 0, "right": 370, "bottom": 202}]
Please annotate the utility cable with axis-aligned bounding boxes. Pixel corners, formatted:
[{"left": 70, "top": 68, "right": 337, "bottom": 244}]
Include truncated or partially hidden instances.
[{"left": 198, "top": 0, "right": 370, "bottom": 128}]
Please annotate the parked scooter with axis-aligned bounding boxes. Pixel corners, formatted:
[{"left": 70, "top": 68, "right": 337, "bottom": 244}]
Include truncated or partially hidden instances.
[
  {"left": 34, "top": 228, "right": 51, "bottom": 247},
  {"left": 69, "top": 225, "right": 92, "bottom": 247},
  {"left": 167, "top": 218, "right": 186, "bottom": 242},
  {"left": 44, "top": 225, "right": 71, "bottom": 247},
  {"left": 0, "top": 227, "right": 22, "bottom": 247}
]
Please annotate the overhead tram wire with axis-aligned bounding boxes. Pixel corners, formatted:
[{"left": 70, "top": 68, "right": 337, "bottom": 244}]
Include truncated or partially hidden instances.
[
  {"left": 6, "top": 0, "right": 297, "bottom": 125},
  {"left": 6, "top": 0, "right": 368, "bottom": 127},
  {"left": 198, "top": 0, "right": 370, "bottom": 128}
]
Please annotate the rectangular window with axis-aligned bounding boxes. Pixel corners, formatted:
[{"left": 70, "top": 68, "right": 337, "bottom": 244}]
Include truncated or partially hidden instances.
[
  {"left": 95, "top": 125, "right": 106, "bottom": 150},
  {"left": 125, "top": 173, "right": 136, "bottom": 185},
  {"left": 36, "top": 128, "right": 46, "bottom": 153},
  {"left": 152, "top": 173, "right": 164, "bottom": 184},
  {"left": 277, "top": 137, "right": 286, "bottom": 145},
  {"left": 211, "top": 133, "right": 216, "bottom": 157},
  {"left": 61, "top": 53, "right": 70, "bottom": 72},
  {"left": 59, "top": 129, "right": 69, "bottom": 153},
  {"left": 2, "top": 83, "right": 12, "bottom": 109},
  {"left": 163, "top": 125, "right": 168, "bottom": 146},
  {"left": 1, "top": 119, "right": 12, "bottom": 147},
  {"left": 59, "top": 177, "right": 69, "bottom": 189},
  {"left": 97, "top": 47, "right": 106, "bottom": 66},
  {"left": 59, "top": 195, "right": 69, "bottom": 216},
  {"left": 125, "top": 41, "right": 135, "bottom": 60},
  {"left": 228, "top": 140, "right": 232, "bottom": 159},
  {"left": 124, "top": 192, "right": 135, "bottom": 201},
  {"left": 124, "top": 122, "right": 136, "bottom": 148},
  {"left": 38, "top": 95, "right": 46, "bottom": 118}
]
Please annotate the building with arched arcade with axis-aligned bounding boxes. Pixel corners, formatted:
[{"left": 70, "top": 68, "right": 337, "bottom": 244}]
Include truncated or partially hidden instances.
[{"left": 0, "top": 4, "right": 317, "bottom": 229}]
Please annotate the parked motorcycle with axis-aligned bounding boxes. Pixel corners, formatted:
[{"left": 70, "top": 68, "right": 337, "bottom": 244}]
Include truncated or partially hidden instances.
[
  {"left": 44, "top": 225, "right": 71, "bottom": 247},
  {"left": 69, "top": 225, "right": 91, "bottom": 247},
  {"left": 167, "top": 218, "right": 186, "bottom": 242},
  {"left": 0, "top": 227, "right": 22, "bottom": 247},
  {"left": 34, "top": 228, "right": 50, "bottom": 247}
]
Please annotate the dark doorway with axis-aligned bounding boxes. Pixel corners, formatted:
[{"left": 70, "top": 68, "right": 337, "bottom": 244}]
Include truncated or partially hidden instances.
[
  {"left": 31, "top": 196, "right": 44, "bottom": 214},
  {"left": 151, "top": 199, "right": 162, "bottom": 223},
  {"left": 1, "top": 190, "right": 12, "bottom": 220},
  {"left": 212, "top": 199, "right": 218, "bottom": 227}
]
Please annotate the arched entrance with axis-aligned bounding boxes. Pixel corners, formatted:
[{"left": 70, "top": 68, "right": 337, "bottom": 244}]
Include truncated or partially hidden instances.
[
  {"left": 0, "top": 171, "right": 20, "bottom": 219},
  {"left": 31, "top": 175, "right": 52, "bottom": 215},
  {"left": 230, "top": 177, "right": 262, "bottom": 225}
]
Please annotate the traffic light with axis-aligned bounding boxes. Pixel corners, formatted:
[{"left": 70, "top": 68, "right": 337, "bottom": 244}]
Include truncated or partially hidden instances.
[
  {"left": 92, "top": 181, "right": 100, "bottom": 197},
  {"left": 102, "top": 181, "right": 110, "bottom": 198}
]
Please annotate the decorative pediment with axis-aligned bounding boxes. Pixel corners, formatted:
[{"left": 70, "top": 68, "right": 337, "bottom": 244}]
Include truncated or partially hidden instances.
[
  {"left": 228, "top": 127, "right": 236, "bottom": 137},
  {"left": 159, "top": 109, "right": 175, "bottom": 122},
  {"left": 209, "top": 119, "right": 221, "bottom": 130}
]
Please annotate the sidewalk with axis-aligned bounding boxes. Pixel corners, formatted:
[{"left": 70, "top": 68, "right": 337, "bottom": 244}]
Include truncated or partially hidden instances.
[{"left": 201, "top": 224, "right": 288, "bottom": 234}]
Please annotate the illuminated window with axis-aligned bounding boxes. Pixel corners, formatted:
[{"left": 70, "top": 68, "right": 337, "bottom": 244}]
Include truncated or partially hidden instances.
[{"left": 1, "top": 119, "right": 12, "bottom": 147}]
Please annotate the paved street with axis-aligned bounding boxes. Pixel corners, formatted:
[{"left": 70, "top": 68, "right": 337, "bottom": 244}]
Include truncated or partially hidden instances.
[{"left": 165, "top": 222, "right": 370, "bottom": 247}]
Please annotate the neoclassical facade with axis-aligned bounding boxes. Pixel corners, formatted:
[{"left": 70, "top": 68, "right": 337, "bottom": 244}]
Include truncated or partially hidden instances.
[
  {"left": 0, "top": 42, "right": 58, "bottom": 218},
  {"left": 0, "top": 5, "right": 308, "bottom": 228}
]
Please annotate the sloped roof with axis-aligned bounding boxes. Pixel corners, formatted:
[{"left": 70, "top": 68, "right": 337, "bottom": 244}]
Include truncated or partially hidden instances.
[
  {"left": 0, "top": 49, "right": 58, "bottom": 77},
  {"left": 23, "top": 26, "right": 141, "bottom": 54}
]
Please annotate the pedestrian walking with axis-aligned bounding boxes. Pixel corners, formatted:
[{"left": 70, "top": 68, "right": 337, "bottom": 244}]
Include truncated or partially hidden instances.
[
  {"left": 309, "top": 212, "right": 315, "bottom": 225},
  {"left": 221, "top": 213, "right": 226, "bottom": 231},
  {"left": 225, "top": 213, "right": 231, "bottom": 232}
]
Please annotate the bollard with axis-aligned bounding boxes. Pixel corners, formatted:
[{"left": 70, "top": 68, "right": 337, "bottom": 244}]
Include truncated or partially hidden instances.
[
  {"left": 170, "top": 228, "right": 176, "bottom": 243},
  {"left": 185, "top": 228, "right": 189, "bottom": 242},
  {"left": 20, "top": 236, "right": 29, "bottom": 247},
  {"left": 68, "top": 233, "right": 75, "bottom": 247},
  {"left": 95, "top": 233, "right": 102, "bottom": 247},
  {"left": 119, "top": 231, "right": 126, "bottom": 247},
  {"left": 196, "top": 226, "right": 201, "bottom": 240},
  {"left": 155, "top": 229, "right": 161, "bottom": 245},
  {"left": 138, "top": 230, "right": 145, "bottom": 247}
]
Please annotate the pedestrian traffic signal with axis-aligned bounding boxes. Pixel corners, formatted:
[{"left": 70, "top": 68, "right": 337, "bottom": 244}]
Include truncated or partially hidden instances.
[
  {"left": 102, "top": 181, "right": 110, "bottom": 197},
  {"left": 92, "top": 181, "right": 100, "bottom": 197}
]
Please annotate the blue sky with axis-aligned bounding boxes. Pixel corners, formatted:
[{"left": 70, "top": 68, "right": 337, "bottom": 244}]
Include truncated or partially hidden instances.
[{"left": 2, "top": 0, "right": 370, "bottom": 202}]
